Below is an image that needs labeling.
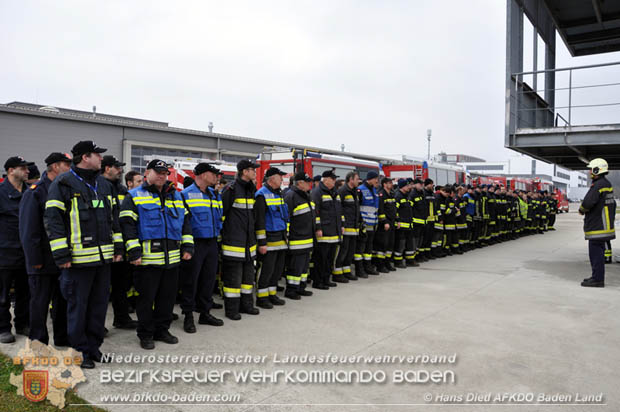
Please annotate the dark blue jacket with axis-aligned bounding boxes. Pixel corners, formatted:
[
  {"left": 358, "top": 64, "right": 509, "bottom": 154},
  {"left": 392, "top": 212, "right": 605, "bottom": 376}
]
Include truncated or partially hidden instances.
[
  {"left": 0, "top": 178, "right": 27, "bottom": 268},
  {"left": 19, "top": 172, "right": 58, "bottom": 274}
]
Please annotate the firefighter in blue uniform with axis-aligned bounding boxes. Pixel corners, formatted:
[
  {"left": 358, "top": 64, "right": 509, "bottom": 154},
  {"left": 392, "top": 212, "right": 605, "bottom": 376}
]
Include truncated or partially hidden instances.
[
  {"left": 254, "top": 167, "right": 289, "bottom": 307},
  {"left": 464, "top": 185, "right": 476, "bottom": 250},
  {"left": 356, "top": 171, "right": 380, "bottom": 275},
  {"left": 579, "top": 158, "right": 616, "bottom": 288},
  {"left": 44, "top": 141, "right": 123, "bottom": 368},
  {"left": 220, "top": 160, "right": 261, "bottom": 320},
  {"left": 0, "top": 156, "right": 33, "bottom": 344},
  {"left": 120, "top": 159, "right": 194, "bottom": 349},
  {"left": 19, "top": 152, "right": 72, "bottom": 346},
  {"left": 180, "top": 162, "right": 224, "bottom": 333}
]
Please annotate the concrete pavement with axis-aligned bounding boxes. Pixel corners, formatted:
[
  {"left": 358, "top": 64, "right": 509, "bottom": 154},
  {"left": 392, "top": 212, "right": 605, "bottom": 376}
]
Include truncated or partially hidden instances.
[{"left": 2, "top": 210, "right": 619, "bottom": 412}]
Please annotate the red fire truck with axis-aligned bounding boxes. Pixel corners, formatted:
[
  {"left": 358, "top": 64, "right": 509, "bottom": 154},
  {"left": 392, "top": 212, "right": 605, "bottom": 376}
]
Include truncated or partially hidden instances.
[
  {"left": 382, "top": 161, "right": 467, "bottom": 185},
  {"left": 256, "top": 149, "right": 381, "bottom": 188},
  {"left": 143, "top": 156, "right": 237, "bottom": 191}
]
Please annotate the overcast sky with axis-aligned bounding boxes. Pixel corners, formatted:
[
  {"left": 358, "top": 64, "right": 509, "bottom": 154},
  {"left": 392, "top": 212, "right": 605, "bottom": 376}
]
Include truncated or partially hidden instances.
[{"left": 2, "top": 1, "right": 619, "bottom": 162}]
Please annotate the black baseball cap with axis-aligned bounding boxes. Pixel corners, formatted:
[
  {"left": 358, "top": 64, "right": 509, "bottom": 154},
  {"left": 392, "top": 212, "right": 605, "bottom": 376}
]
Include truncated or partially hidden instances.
[
  {"left": 265, "top": 167, "right": 287, "bottom": 178},
  {"left": 237, "top": 159, "right": 260, "bottom": 172},
  {"left": 423, "top": 178, "right": 434, "bottom": 185},
  {"left": 146, "top": 159, "right": 170, "bottom": 173},
  {"left": 28, "top": 164, "right": 40, "bottom": 179},
  {"left": 321, "top": 170, "right": 338, "bottom": 179},
  {"left": 45, "top": 152, "right": 72, "bottom": 166},
  {"left": 101, "top": 155, "right": 126, "bottom": 169},
  {"left": 4, "top": 156, "right": 34, "bottom": 171},
  {"left": 71, "top": 140, "right": 107, "bottom": 157},
  {"left": 313, "top": 175, "right": 322, "bottom": 182},
  {"left": 194, "top": 162, "right": 220, "bottom": 175},
  {"left": 294, "top": 171, "right": 312, "bottom": 182}
]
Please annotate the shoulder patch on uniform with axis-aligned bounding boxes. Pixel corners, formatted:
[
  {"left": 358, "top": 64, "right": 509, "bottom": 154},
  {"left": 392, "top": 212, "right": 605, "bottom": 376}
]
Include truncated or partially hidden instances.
[{"left": 30, "top": 184, "right": 37, "bottom": 190}]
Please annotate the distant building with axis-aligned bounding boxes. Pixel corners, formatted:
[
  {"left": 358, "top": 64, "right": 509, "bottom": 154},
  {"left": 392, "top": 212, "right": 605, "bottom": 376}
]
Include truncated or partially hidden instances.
[{"left": 434, "top": 152, "right": 485, "bottom": 164}]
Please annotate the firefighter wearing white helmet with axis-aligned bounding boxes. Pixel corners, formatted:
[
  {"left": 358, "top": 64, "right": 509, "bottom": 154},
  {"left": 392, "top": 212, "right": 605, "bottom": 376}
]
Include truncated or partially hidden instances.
[{"left": 579, "top": 158, "right": 616, "bottom": 288}]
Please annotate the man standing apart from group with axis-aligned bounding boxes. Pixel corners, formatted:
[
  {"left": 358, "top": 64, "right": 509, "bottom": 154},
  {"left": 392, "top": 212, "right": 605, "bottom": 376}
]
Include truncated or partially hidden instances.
[{"left": 579, "top": 158, "right": 616, "bottom": 288}]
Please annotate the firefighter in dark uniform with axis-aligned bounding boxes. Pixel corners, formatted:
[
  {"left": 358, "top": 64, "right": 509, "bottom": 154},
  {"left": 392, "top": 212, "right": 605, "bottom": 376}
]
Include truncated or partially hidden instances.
[
  {"left": 422, "top": 179, "right": 436, "bottom": 259},
  {"left": 44, "top": 141, "right": 123, "bottom": 368},
  {"left": 431, "top": 186, "right": 447, "bottom": 257},
  {"left": 0, "top": 156, "right": 33, "bottom": 344},
  {"left": 334, "top": 171, "right": 361, "bottom": 282},
  {"left": 579, "top": 158, "right": 616, "bottom": 288},
  {"left": 487, "top": 185, "right": 499, "bottom": 243},
  {"left": 356, "top": 171, "right": 380, "bottom": 274},
  {"left": 120, "top": 159, "right": 194, "bottom": 349},
  {"left": 283, "top": 172, "right": 315, "bottom": 298},
  {"left": 254, "top": 167, "right": 289, "bottom": 307},
  {"left": 220, "top": 160, "right": 260, "bottom": 319},
  {"left": 311, "top": 170, "right": 343, "bottom": 289},
  {"left": 443, "top": 186, "right": 461, "bottom": 255},
  {"left": 540, "top": 191, "right": 549, "bottom": 231},
  {"left": 548, "top": 192, "right": 558, "bottom": 231},
  {"left": 180, "top": 162, "right": 224, "bottom": 333},
  {"left": 410, "top": 178, "right": 427, "bottom": 264},
  {"left": 456, "top": 185, "right": 468, "bottom": 252},
  {"left": 101, "top": 155, "right": 137, "bottom": 330},
  {"left": 19, "top": 152, "right": 71, "bottom": 346},
  {"left": 375, "top": 177, "right": 397, "bottom": 271},
  {"left": 393, "top": 179, "right": 412, "bottom": 268}
]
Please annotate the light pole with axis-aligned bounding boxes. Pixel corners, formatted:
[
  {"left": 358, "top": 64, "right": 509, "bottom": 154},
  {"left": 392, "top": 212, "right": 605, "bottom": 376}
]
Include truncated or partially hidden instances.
[{"left": 427, "top": 129, "right": 432, "bottom": 160}]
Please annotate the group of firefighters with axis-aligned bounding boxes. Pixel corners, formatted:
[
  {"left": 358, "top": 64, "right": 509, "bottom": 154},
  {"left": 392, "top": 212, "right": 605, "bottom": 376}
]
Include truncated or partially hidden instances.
[{"left": 1, "top": 140, "right": 562, "bottom": 369}]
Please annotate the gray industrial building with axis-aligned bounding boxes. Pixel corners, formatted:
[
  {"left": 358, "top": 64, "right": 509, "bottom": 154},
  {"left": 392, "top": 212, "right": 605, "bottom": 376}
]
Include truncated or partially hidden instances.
[
  {"left": 0, "top": 101, "right": 382, "bottom": 175},
  {"left": 506, "top": 0, "right": 620, "bottom": 169}
]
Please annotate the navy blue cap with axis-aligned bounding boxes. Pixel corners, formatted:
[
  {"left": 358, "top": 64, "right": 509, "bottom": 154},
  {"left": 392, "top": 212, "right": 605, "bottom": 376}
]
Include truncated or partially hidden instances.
[{"left": 366, "top": 170, "right": 379, "bottom": 180}]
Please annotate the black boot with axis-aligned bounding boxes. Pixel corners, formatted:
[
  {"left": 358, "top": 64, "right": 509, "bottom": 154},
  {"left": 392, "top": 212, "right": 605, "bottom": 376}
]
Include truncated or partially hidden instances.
[
  {"left": 581, "top": 277, "right": 604, "bottom": 288},
  {"left": 198, "top": 312, "right": 224, "bottom": 326},
  {"left": 240, "top": 294, "right": 260, "bottom": 315},
  {"left": 345, "top": 272, "right": 359, "bottom": 281},
  {"left": 285, "top": 289, "right": 301, "bottom": 300},
  {"left": 256, "top": 296, "right": 273, "bottom": 309},
  {"left": 395, "top": 259, "right": 407, "bottom": 268},
  {"left": 377, "top": 261, "right": 390, "bottom": 273},
  {"left": 225, "top": 297, "right": 241, "bottom": 320},
  {"left": 385, "top": 260, "right": 396, "bottom": 271},
  {"left": 364, "top": 261, "right": 379, "bottom": 275},
  {"left": 183, "top": 312, "right": 196, "bottom": 333},
  {"left": 355, "top": 262, "right": 368, "bottom": 278},
  {"left": 332, "top": 275, "right": 349, "bottom": 283},
  {"left": 269, "top": 295, "right": 286, "bottom": 306}
]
